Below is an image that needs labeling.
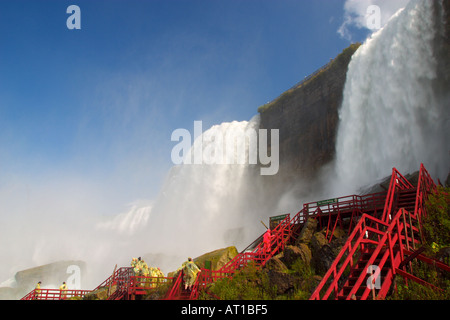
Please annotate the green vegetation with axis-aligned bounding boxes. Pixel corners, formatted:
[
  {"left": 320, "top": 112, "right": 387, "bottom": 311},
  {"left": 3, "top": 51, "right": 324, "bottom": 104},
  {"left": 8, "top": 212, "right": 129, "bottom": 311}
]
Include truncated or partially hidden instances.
[
  {"left": 390, "top": 259, "right": 450, "bottom": 300},
  {"left": 202, "top": 259, "right": 318, "bottom": 300},
  {"left": 203, "top": 263, "right": 275, "bottom": 300},
  {"left": 201, "top": 186, "right": 450, "bottom": 300},
  {"left": 257, "top": 43, "right": 361, "bottom": 114},
  {"left": 390, "top": 186, "right": 450, "bottom": 300},
  {"left": 423, "top": 186, "right": 450, "bottom": 250}
]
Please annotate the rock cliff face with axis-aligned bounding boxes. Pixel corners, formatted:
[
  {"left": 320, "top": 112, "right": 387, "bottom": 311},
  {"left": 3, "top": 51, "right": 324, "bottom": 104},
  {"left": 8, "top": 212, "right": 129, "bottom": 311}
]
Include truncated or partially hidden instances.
[
  {"left": 0, "top": 260, "right": 86, "bottom": 300},
  {"left": 258, "top": 44, "right": 360, "bottom": 182},
  {"left": 254, "top": 44, "right": 360, "bottom": 206},
  {"left": 257, "top": 0, "right": 449, "bottom": 193}
]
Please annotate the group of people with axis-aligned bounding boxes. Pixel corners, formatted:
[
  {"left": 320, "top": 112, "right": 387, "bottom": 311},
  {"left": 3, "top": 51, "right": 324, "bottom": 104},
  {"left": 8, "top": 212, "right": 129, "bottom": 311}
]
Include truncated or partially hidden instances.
[
  {"left": 131, "top": 256, "right": 201, "bottom": 292},
  {"left": 34, "top": 281, "right": 68, "bottom": 299},
  {"left": 130, "top": 257, "right": 165, "bottom": 288},
  {"left": 32, "top": 228, "right": 272, "bottom": 299}
]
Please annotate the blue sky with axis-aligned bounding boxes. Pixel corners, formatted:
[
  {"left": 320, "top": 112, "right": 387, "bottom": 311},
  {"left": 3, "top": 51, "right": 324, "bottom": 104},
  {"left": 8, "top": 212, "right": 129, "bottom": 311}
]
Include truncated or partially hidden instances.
[{"left": 0, "top": 0, "right": 404, "bottom": 211}]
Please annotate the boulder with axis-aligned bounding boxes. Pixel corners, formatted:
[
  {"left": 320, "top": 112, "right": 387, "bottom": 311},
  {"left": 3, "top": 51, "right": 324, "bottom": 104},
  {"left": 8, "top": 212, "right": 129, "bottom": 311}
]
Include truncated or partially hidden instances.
[
  {"left": 295, "top": 218, "right": 318, "bottom": 245},
  {"left": 264, "top": 256, "right": 289, "bottom": 273},
  {"left": 310, "top": 231, "right": 328, "bottom": 255},
  {"left": 266, "top": 270, "right": 297, "bottom": 296},
  {"left": 311, "top": 244, "right": 335, "bottom": 276},
  {"left": 194, "top": 246, "right": 239, "bottom": 271},
  {"left": 331, "top": 227, "right": 347, "bottom": 240},
  {"left": 281, "top": 244, "right": 312, "bottom": 268},
  {"left": 311, "top": 231, "right": 347, "bottom": 276},
  {"left": 4, "top": 260, "right": 87, "bottom": 300},
  {"left": 15, "top": 260, "right": 87, "bottom": 290}
]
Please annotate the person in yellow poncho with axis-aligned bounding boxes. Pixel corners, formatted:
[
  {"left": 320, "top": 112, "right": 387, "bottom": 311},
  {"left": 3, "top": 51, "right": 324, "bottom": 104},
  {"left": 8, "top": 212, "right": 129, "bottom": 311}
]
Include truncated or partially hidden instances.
[
  {"left": 34, "top": 281, "right": 42, "bottom": 299},
  {"left": 180, "top": 257, "right": 201, "bottom": 291},
  {"left": 150, "top": 267, "right": 165, "bottom": 288},
  {"left": 141, "top": 261, "right": 150, "bottom": 288},
  {"left": 59, "top": 281, "right": 67, "bottom": 299}
]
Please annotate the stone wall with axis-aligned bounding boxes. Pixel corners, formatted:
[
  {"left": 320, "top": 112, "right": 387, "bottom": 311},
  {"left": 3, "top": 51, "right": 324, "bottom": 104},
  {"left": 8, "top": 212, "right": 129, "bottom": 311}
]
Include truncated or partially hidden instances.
[{"left": 256, "top": 44, "right": 360, "bottom": 196}]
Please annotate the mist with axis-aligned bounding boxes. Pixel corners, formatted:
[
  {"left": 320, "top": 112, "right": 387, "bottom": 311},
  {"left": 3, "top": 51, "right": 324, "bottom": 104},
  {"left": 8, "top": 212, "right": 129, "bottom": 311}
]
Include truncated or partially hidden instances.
[
  {"left": 328, "top": 0, "right": 449, "bottom": 198},
  {"left": 1, "top": 0, "right": 448, "bottom": 295}
]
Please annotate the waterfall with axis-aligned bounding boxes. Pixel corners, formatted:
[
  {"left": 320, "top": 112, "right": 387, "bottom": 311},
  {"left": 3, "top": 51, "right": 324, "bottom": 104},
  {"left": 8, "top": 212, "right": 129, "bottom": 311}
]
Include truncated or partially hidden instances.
[
  {"left": 70, "top": 0, "right": 450, "bottom": 281},
  {"left": 332, "top": 0, "right": 449, "bottom": 195},
  {"left": 145, "top": 115, "right": 264, "bottom": 256},
  {"left": 93, "top": 115, "right": 273, "bottom": 274},
  {"left": 5, "top": 0, "right": 448, "bottom": 291}
]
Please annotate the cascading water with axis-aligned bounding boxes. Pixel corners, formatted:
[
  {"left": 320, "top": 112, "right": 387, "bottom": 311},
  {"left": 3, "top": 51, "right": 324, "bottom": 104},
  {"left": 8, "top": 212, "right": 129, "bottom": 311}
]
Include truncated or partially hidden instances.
[
  {"left": 100, "top": 115, "right": 276, "bottom": 273},
  {"left": 55, "top": 0, "right": 450, "bottom": 283},
  {"left": 4, "top": 0, "right": 448, "bottom": 295},
  {"left": 331, "top": 0, "right": 449, "bottom": 195},
  {"left": 103, "top": 0, "right": 450, "bottom": 274},
  {"left": 146, "top": 116, "right": 264, "bottom": 256}
]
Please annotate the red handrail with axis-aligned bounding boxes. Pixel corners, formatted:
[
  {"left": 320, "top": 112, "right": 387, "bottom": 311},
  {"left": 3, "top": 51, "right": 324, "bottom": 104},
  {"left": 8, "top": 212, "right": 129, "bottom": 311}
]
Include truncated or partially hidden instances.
[
  {"left": 381, "top": 168, "right": 414, "bottom": 222},
  {"left": 301, "top": 192, "right": 386, "bottom": 241},
  {"left": 414, "top": 163, "right": 436, "bottom": 223},
  {"left": 165, "top": 271, "right": 184, "bottom": 300},
  {"left": 179, "top": 214, "right": 296, "bottom": 300},
  {"left": 309, "top": 213, "right": 387, "bottom": 300},
  {"left": 129, "top": 275, "right": 174, "bottom": 297},
  {"left": 21, "top": 164, "right": 442, "bottom": 301},
  {"left": 21, "top": 288, "right": 91, "bottom": 300},
  {"left": 310, "top": 164, "right": 440, "bottom": 300},
  {"left": 310, "top": 208, "right": 419, "bottom": 300}
]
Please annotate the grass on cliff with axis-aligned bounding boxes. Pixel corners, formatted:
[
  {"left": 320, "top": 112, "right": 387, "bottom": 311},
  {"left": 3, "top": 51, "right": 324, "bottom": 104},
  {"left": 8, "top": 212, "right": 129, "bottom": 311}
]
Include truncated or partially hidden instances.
[
  {"left": 200, "top": 259, "right": 317, "bottom": 300},
  {"left": 201, "top": 263, "right": 275, "bottom": 300},
  {"left": 390, "top": 186, "right": 450, "bottom": 300},
  {"left": 423, "top": 186, "right": 450, "bottom": 250},
  {"left": 201, "top": 186, "right": 450, "bottom": 301}
]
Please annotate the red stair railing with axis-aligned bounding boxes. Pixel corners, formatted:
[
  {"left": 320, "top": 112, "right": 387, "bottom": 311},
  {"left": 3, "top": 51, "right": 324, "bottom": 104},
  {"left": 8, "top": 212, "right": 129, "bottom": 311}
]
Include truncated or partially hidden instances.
[
  {"left": 180, "top": 214, "right": 296, "bottom": 300},
  {"left": 414, "top": 163, "right": 437, "bottom": 229},
  {"left": 309, "top": 212, "right": 388, "bottom": 300},
  {"left": 381, "top": 168, "right": 414, "bottom": 223},
  {"left": 130, "top": 275, "right": 173, "bottom": 297},
  {"left": 311, "top": 164, "right": 445, "bottom": 300},
  {"left": 21, "top": 288, "right": 91, "bottom": 300},
  {"left": 310, "top": 207, "right": 422, "bottom": 300},
  {"left": 219, "top": 213, "right": 292, "bottom": 274},
  {"left": 21, "top": 164, "right": 444, "bottom": 301},
  {"left": 301, "top": 192, "right": 386, "bottom": 242},
  {"left": 165, "top": 271, "right": 184, "bottom": 300}
]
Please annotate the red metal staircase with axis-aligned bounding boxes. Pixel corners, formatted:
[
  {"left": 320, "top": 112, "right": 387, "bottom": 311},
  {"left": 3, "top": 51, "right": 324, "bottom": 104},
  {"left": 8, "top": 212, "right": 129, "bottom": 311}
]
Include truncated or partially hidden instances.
[
  {"left": 93, "top": 267, "right": 173, "bottom": 300},
  {"left": 166, "top": 214, "right": 296, "bottom": 300},
  {"left": 92, "top": 267, "right": 134, "bottom": 300},
  {"left": 21, "top": 163, "right": 448, "bottom": 301},
  {"left": 310, "top": 164, "right": 449, "bottom": 300},
  {"left": 21, "top": 288, "right": 91, "bottom": 300}
]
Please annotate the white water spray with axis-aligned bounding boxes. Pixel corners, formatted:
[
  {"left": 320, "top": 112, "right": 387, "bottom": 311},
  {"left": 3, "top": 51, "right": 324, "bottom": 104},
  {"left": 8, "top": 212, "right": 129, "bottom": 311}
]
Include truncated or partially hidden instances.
[
  {"left": 91, "top": 115, "right": 275, "bottom": 275},
  {"left": 144, "top": 116, "right": 264, "bottom": 257},
  {"left": 332, "top": 0, "right": 449, "bottom": 195},
  {"left": 2, "top": 0, "right": 448, "bottom": 298}
]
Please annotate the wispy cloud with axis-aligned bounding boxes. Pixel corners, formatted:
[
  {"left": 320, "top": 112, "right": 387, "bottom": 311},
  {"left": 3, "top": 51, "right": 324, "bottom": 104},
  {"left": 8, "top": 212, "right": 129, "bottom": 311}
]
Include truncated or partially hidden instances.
[{"left": 338, "top": 0, "right": 411, "bottom": 41}]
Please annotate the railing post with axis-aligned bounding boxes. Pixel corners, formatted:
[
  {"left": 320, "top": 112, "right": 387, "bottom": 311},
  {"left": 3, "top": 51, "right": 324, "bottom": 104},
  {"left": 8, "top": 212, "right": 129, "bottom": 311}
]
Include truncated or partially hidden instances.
[
  {"left": 402, "top": 211, "right": 410, "bottom": 251},
  {"left": 332, "top": 268, "right": 338, "bottom": 299}
]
